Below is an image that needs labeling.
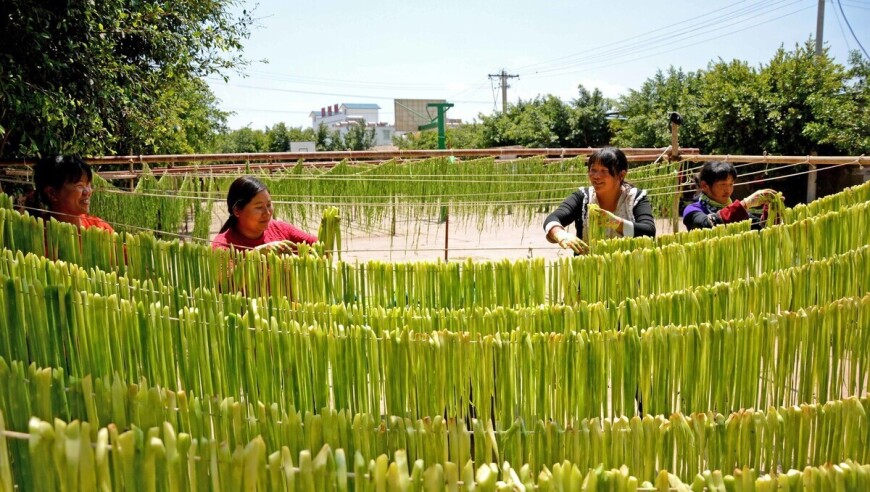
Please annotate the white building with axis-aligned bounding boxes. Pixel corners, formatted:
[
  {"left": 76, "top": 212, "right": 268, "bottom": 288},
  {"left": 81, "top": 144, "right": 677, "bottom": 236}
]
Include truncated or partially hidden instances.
[
  {"left": 309, "top": 103, "right": 396, "bottom": 147},
  {"left": 289, "top": 141, "right": 316, "bottom": 152}
]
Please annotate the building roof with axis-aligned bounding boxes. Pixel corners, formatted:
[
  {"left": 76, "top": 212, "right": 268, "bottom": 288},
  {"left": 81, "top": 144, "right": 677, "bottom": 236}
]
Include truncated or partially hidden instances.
[{"left": 341, "top": 103, "right": 380, "bottom": 110}]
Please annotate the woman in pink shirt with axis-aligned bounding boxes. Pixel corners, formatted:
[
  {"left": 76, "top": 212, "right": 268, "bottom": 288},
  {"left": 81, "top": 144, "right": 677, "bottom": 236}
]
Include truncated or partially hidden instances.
[
  {"left": 212, "top": 176, "right": 317, "bottom": 253},
  {"left": 31, "top": 155, "right": 114, "bottom": 232}
]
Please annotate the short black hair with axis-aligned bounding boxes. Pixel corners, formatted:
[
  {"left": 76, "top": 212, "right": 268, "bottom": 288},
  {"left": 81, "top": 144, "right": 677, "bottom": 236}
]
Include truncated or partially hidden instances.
[
  {"left": 587, "top": 147, "right": 628, "bottom": 177},
  {"left": 697, "top": 161, "right": 737, "bottom": 187},
  {"left": 33, "top": 155, "right": 93, "bottom": 204}
]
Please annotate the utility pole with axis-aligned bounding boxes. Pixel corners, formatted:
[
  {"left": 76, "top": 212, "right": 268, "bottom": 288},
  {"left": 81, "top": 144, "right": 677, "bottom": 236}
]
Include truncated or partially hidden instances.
[
  {"left": 815, "top": 0, "right": 825, "bottom": 57},
  {"left": 488, "top": 70, "right": 519, "bottom": 113},
  {"left": 807, "top": 0, "right": 825, "bottom": 202}
]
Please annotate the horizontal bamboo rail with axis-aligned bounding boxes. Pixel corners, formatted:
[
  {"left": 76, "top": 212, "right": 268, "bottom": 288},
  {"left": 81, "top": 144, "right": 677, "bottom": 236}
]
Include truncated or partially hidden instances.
[
  {"left": 0, "top": 147, "right": 695, "bottom": 168},
  {"left": 0, "top": 148, "right": 691, "bottom": 181},
  {"left": 2, "top": 151, "right": 865, "bottom": 184},
  {"left": 684, "top": 154, "right": 868, "bottom": 165}
]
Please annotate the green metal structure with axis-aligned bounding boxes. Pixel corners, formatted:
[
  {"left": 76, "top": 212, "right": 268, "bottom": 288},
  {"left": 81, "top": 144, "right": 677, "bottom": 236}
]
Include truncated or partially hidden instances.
[{"left": 417, "top": 102, "right": 454, "bottom": 150}]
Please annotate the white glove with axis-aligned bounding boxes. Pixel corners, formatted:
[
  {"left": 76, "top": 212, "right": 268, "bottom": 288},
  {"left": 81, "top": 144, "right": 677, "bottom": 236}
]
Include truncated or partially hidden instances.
[
  {"left": 743, "top": 189, "right": 777, "bottom": 209},
  {"left": 591, "top": 207, "right": 626, "bottom": 231},
  {"left": 554, "top": 229, "right": 588, "bottom": 254}
]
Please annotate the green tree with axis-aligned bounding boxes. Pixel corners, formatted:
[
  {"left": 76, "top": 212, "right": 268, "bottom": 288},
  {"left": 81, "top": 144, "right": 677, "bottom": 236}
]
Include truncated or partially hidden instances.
[
  {"left": 614, "top": 41, "right": 864, "bottom": 156},
  {"left": 267, "top": 123, "right": 292, "bottom": 152},
  {"left": 611, "top": 67, "right": 704, "bottom": 149},
  {"left": 0, "top": 0, "right": 252, "bottom": 157},
  {"left": 758, "top": 41, "right": 852, "bottom": 155},
  {"left": 479, "top": 95, "right": 573, "bottom": 147},
  {"left": 569, "top": 84, "right": 613, "bottom": 147},
  {"left": 215, "top": 126, "right": 268, "bottom": 153},
  {"left": 148, "top": 76, "right": 229, "bottom": 154},
  {"left": 804, "top": 51, "right": 870, "bottom": 154},
  {"left": 285, "top": 126, "right": 317, "bottom": 144},
  {"left": 695, "top": 59, "right": 769, "bottom": 154},
  {"left": 213, "top": 123, "right": 319, "bottom": 153},
  {"left": 314, "top": 124, "right": 335, "bottom": 151},
  {"left": 341, "top": 120, "right": 376, "bottom": 151},
  {"left": 393, "top": 124, "right": 485, "bottom": 150},
  {"left": 475, "top": 88, "right": 613, "bottom": 149}
]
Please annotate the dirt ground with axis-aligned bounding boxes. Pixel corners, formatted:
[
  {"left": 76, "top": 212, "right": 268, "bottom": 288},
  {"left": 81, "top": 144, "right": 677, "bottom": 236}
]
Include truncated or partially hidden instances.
[{"left": 209, "top": 207, "right": 683, "bottom": 262}]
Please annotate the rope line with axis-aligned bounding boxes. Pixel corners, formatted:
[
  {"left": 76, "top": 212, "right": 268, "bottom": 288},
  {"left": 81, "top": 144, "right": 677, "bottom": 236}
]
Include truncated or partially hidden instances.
[{"left": 4, "top": 158, "right": 803, "bottom": 207}]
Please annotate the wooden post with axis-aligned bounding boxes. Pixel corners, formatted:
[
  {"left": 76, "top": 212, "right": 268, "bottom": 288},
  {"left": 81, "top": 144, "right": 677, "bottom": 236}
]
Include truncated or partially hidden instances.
[
  {"left": 668, "top": 113, "right": 682, "bottom": 234},
  {"left": 128, "top": 158, "right": 135, "bottom": 191}
]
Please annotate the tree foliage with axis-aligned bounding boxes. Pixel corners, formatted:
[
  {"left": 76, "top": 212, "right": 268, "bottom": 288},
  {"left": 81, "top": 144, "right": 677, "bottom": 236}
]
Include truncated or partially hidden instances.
[
  {"left": 393, "top": 124, "right": 486, "bottom": 150},
  {"left": 614, "top": 40, "right": 867, "bottom": 156},
  {"left": 0, "top": 0, "right": 252, "bottom": 158},
  {"left": 341, "top": 121, "right": 376, "bottom": 151},
  {"left": 695, "top": 60, "right": 768, "bottom": 154},
  {"left": 476, "top": 86, "right": 613, "bottom": 148},
  {"left": 214, "top": 126, "right": 269, "bottom": 154},
  {"left": 801, "top": 50, "right": 869, "bottom": 155},
  {"left": 214, "top": 122, "right": 381, "bottom": 153},
  {"left": 610, "top": 67, "right": 704, "bottom": 149}
]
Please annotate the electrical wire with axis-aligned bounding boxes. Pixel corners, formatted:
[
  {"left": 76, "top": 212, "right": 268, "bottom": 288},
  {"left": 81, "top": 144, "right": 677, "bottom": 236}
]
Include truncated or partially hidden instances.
[
  {"left": 207, "top": 80, "right": 491, "bottom": 105},
  {"left": 524, "top": 2, "right": 815, "bottom": 80},
  {"left": 243, "top": 70, "right": 451, "bottom": 90},
  {"left": 513, "top": 0, "right": 761, "bottom": 72},
  {"left": 837, "top": 0, "right": 870, "bottom": 58},
  {"left": 840, "top": 0, "right": 870, "bottom": 10},
  {"left": 832, "top": 0, "right": 855, "bottom": 53},
  {"left": 518, "top": 0, "right": 801, "bottom": 75}
]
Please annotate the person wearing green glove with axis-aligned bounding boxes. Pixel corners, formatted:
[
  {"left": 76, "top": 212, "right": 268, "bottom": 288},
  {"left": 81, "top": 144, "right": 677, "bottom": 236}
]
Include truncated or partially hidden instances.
[
  {"left": 682, "top": 161, "right": 778, "bottom": 231},
  {"left": 544, "top": 147, "right": 656, "bottom": 254}
]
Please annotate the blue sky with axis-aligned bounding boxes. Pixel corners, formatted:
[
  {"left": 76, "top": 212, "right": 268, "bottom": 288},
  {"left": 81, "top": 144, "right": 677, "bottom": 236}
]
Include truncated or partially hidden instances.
[{"left": 206, "top": 0, "right": 870, "bottom": 130}]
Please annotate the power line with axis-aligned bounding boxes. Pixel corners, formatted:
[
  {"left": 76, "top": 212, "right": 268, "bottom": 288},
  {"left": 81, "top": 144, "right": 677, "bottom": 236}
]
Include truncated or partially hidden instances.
[
  {"left": 448, "top": 80, "right": 492, "bottom": 100},
  {"left": 244, "top": 70, "right": 451, "bottom": 90},
  {"left": 839, "top": 0, "right": 870, "bottom": 10},
  {"left": 832, "top": 0, "right": 854, "bottom": 52},
  {"left": 522, "top": 3, "right": 814, "bottom": 80},
  {"left": 208, "top": 80, "right": 490, "bottom": 105},
  {"left": 487, "top": 70, "right": 519, "bottom": 113},
  {"left": 519, "top": 0, "right": 800, "bottom": 75},
  {"left": 837, "top": 0, "right": 870, "bottom": 58},
  {"left": 223, "top": 107, "right": 395, "bottom": 116},
  {"left": 521, "top": 1, "right": 808, "bottom": 79},
  {"left": 512, "top": 0, "right": 759, "bottom": 73}
]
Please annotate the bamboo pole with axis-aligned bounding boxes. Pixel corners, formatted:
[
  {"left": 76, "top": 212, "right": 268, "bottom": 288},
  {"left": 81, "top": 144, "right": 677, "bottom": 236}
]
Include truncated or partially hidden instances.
[
  {"left": 0, "top": 154, "right": 694, "bottom": 181},
  {"left": 683, "top": 154, "right": 868, "bottom": 165},
  {"left": 0, "top": 147, "right": 700, "bottom": 168}
]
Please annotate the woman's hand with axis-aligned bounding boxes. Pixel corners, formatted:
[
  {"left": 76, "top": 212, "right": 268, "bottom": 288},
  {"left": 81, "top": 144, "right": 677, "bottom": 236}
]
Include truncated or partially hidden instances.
[
  {"left": 743, "top": 189, "right": 778, "bottom": 209},
  {"left": 554, "top": 229, "right": 588, "bottom": 254},
  {"left": 591, "top": 208, "right": 625, "bottom": 231},
  {"left": 254, "top": 240, "right": 297, "bottom": 255}
]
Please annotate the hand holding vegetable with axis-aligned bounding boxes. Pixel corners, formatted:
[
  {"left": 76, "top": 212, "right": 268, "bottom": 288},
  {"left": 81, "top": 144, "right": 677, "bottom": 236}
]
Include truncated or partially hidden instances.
[
  {"left": 254, "top": 240, "right": 297, "bottom": 255},
  {"left": 742, "top": 189, "right": 777, "bottom": 209},
  {"left": 554, "top": 229, "right": 588, "bottom": 254},
  {"left": 591, "top": 207, "right": 626, "bottom": 231}
]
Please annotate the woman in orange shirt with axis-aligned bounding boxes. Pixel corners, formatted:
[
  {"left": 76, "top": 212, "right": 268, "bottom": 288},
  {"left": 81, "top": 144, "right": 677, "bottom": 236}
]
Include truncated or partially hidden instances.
[{"left": 32, "top": 155, "right": 114, "bottom": 232}]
